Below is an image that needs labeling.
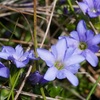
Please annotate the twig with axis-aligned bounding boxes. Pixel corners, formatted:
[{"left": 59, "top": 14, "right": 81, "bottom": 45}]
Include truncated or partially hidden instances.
[
  {"left": 88, "top": 20, "right": 98, "bottom": 34},
  {"left": 79, "top": 67, "right": 100, "bottom": 87},
  {"left": 0, "top": 85, "right": 59, "bottom": 100},
  {"left": 0, "top": 38, "right": 49, "bottom": 47},
  {"left": 56, "top": 81, "right": 86, "bottom": 100},
  {"left": 86, "top": 76, "right": 100, "bottom": 100},
  {"left": 14, "top": 65, "right": 33, "bottom": 100},
  {"left": 0, "top": 4, "right": 58, "bottom": 17},
  {"left": 95, "top": 52, "right": 100, "bottom": 57},
  {"left": 40, "top": 0, "right": 57, "bottom": 48},
  {"left": 33, "top": 0, "right": 38, "bottom": 57}
]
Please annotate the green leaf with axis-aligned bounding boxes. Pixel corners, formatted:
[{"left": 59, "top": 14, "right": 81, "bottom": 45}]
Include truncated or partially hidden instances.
[
  {"left": 48, "top": 86, "right": 62, "bottom": 97},
  {"left": 0, "top": 89, "right": 10, "bottom": 100},
  {"left": 94, "top": 22, "right": 100, "bottom": 31}
]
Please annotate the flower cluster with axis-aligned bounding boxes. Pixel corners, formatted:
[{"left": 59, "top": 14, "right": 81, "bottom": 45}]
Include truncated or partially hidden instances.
[
  {"left": 0, "top": 45, "right": 36, "bottom": 78},
  {"left": 0, "top": 20, "right": 100, "bottom": 87},
  {"left": 78, "top": 0, "right": 100, "bottom": 17},
  {"left": 37, "top": 20, "right": 100, "bottom": 86}
]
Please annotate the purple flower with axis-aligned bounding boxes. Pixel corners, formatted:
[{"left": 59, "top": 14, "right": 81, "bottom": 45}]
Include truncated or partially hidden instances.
[
  {"left": 59, "top": 0, "right": 66, "bottom": 4},
  {"left": 37, "top": 38, "right": 85, "bottom": 86},
  {"left": 28, "top": 50, "right": 36, "bottom": 60},
  {"left": 28, "top": 71, "right": 48, "bottom": 85},
  {"left": 63, "top": 7, "right": 68, "bottom": 14},
  {"left": 0, "top": 45, "right": 36, "bottom": 68},
  {"left": 60, "top": 20, "right": 100, "bottom": 67},
  {"left": 78, "top": 0, "right": 100, "bottom": 17},
  {"left": 0, "top": 62, "right": 9, "bottom": 78}
]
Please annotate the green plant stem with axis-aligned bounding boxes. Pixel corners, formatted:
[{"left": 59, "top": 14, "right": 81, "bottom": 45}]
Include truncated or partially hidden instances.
[
  {"left": 11, "top": 92, "right": 14, "bottom": 100},
  {"left": 7, "top": 69, "right": 22, "bottom": 100},
  {"left": 40, "top": 87, "right": 46, "bottom": 100},
  {"left": 9, "top": 75, "right": 14, "bottom": 100},
  {"left": 86, "top": 75, "right": 100, "bottom": 100},
  {"left": 8, "top": 18, "right": 19, "bottom": 45},
  {"left": 67, "top": 0, "right": 74, "bottom": 12},
  {"left": 67, "top": 0, "right": 77, "bottom": 19},
  {"left": 31, "top": 0, "right": 38, "bottom": 72},
  {"left": 0, "top": 22, "right": 12, "bottom": 33}
]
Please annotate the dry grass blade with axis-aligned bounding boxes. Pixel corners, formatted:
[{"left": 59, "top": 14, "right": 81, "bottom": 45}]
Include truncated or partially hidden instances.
[{"left": 40, "top": 0, "right": 57, "bottom": 48}]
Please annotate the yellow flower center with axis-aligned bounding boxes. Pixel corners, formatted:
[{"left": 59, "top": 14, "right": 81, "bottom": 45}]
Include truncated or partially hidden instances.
[
  {"left": 55, "top": 61, "right": 64, "bottom": 70},
  {"left": 79, "top": 42, "right": 87, "bottom": 50}
]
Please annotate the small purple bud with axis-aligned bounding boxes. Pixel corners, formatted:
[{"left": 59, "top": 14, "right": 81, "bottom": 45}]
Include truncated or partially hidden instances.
[
  {"left": 63, "top": 7, "right": 68, "bottom": 14},
  {"left": 28, "top": 71, "right": 48, "bottom": 85},
  {"left": 59, "top": 0, "right": 66, "bottom": 4}
]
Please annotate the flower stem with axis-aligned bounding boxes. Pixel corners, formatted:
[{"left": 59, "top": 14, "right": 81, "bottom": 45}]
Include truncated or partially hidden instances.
[
  {"left": 33, "top": 0, "right": 38, "bottom": 57},
  {"left": 40, "top": 87, "right": 46, "bottom": 100},
  {"left": 86, "top": 75, "right": 100, "bottom": 100},
  {"left": 67, "top": 0, "right": 74, "bottom": 12},
  {"left": 8, "top": 18, "right": 19, "bottom": 45},
  {"left": 31, "top": 0, "right": 38, "bottom": 72},
  {"left": 67, "top": 0, "right": 77, "bottom": 19},
  {"left": 7, "top": 69, "right": 22, "bottom": 100}
]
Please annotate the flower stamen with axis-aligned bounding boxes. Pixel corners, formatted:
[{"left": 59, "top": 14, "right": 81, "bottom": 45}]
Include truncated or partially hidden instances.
[
  {"left": 55, "top": 61, "right": 64, "bottom": 70},
  {"left": 79, "top": 42, "right": 87, "bottom": 50}
]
